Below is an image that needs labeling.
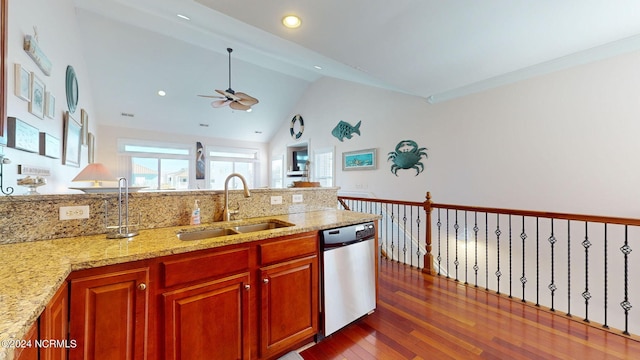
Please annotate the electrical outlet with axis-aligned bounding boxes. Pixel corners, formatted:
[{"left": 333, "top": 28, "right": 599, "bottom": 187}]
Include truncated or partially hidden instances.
[
  {"left": 292, "top": 194, "right": 303, "bottom": 203},
  {"left": 271, "top": 196, "right": 283, "bottom": 205},
  {"left": 59, "top": 206, "right": 90, "bottom": 220}
]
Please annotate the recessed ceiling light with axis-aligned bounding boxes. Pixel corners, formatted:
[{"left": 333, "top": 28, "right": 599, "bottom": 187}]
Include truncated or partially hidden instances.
[
  {"left": 157, "top": 90, "right": 166, "bottom": 96},
  {"left": 246, "top": 108, "right": 253, "bottom": 113},
  {"left": 282, "top": 15, "right": 301, "bottom": 29},
  {"left": 177, "top": 14, "right": 190, "bottom": 20},
  {"left": 314, "top": 65, "right": 322, "bottom": 70}
]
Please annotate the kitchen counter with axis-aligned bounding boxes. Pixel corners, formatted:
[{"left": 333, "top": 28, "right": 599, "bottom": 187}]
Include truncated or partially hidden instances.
[{"left": 0, "top": 209, "right": 379, "bottom": 360}]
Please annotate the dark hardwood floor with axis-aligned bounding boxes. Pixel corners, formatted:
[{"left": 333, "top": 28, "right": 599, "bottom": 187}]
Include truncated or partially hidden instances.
[{"left": 301, "top": 259, "right": 640, "bottom": 359}]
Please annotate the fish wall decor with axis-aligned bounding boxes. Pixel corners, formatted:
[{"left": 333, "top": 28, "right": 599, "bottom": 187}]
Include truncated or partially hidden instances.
[{"left": 331, "top": 120, "right": 361, "bottom": 142}]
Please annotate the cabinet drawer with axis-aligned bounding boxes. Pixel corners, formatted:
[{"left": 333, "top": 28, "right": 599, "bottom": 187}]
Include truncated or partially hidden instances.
[
  {"left": 259, "top": 233, "right": 318, "bottom": 265},
  {"left": 161, "top": 247, "right": 249, "bottom": 288}
]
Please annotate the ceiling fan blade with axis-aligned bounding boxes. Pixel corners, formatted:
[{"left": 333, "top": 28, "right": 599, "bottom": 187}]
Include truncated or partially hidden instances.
[
  {"left": 198, "top": 94, "right": 225, "bottom": 99},
  {"left": 211, "top": 99, "right": 230, "bottom": 108},
  {"left": 229, "top": 101, "right": 251, "bottom": 111},
  {"left": 235, "top": 92, "right": 259, "bottom": 106}
]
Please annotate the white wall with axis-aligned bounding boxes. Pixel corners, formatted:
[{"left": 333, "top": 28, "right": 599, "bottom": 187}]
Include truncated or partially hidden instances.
[
  {"left": 270, "top": 49, "right": 640, "bottom": 218},
  {"left": 3, "top": 0, "right": 96, "bottom": 194}
]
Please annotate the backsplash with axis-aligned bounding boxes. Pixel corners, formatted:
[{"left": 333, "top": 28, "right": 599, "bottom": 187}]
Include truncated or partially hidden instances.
[{"left": 0, "top": 187, "right": 339, "bottom": 244}]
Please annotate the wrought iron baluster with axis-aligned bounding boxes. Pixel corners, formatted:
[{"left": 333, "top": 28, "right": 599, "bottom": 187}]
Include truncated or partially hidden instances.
[
  {"left": 620, "top": 225, "right": 632, "bottom": 335},
  {"left": 509, "top": 214, "right": 513, "bottom": 298},
  {"left": 520, "top": 216, "right": 527, "bottom": 303},
  {"left": 454, "top": 210, "right": 460, "bottom": 281},
  {"left": 603, "top": 223, "right": 609, "bottom": 329},
  {"left": 410, "top": 206, "right": 414, "bottom": 267},
  {"left": 402, "top": 205, "right": 408, "bottom": 265},
  {"left": 567, "top": 220, "right": 572, "bottom": 317},
  {"left": 549, "top": 219, "right": 557, "bottom": 312},
  {"left": 437, "top": 208, "right": 442, "bottom": 276},
  {"left": 473, "top": 212, "right": 479, "bottom": 288},
  {"left": 485, "top": 213, "right": 489, "bottom": 291},
  {"left": 390, "top": 204, "right": 395, "bottom": 262},
  {"left": 582, "top": 221, "right": 591, "bottom": 322},
  {"left": 416, "top": 206, "right": 422, "bottom": 269},
  {"left": 464, "top": 211, "right": 469, "bottom": 285},
  {"left": 446, "top": 209, "right": 450, "bottom": 278},
  {"left": 495, "top": 214, "right": 502, "bottom": 295},
  {"left": 536, "top": 217, "right": 540, "bottom": 307}
]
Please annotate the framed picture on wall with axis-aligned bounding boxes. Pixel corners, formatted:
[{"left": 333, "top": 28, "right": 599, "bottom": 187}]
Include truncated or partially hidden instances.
[
  {"left": 80, "top": 108, "right": 89, "bottom": 145},
  {"left": 29, "top": 73, "right": 45, "bottom": 119},
  {"left": 342, "top": 148, "right": 377, "bottom": 171},
  {"left": 44, "top": 92, "right": 55, "bottom": 118},
  {"left": 63, "top": 111, "right": 82, "bottom": 167},
  {"left": 14, "top": 64, "right": 31, "bottom": 101},
  {"left": 88, "top": 132, "right": 95, "bottom": 163}
]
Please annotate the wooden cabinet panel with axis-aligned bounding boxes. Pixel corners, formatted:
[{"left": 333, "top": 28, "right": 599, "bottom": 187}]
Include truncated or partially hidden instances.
[
  {"left": 14, "top": 321, "right": 38, "bottom": 360},
  {"left": 69, "top": 267, "right": 149, "bottom": 360},
  {"left": 40, "top": 281, "right": 69, "bottom": 360},
  {"left": 259, "top": 255, "right": 318, "bottom": 358},
  {"left": 161, "top": 247, "right": 249, "bottom": 288},
  {"left": 258, "top": 233, "right": 317, "bottom": 265},
  {"left": 162, "top": 273, "right": 250, "bottom": 360}
]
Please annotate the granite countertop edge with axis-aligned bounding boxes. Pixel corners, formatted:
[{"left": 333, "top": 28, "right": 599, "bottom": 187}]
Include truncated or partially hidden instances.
[{"left": 0, "top": 209, "right": 379, "bottom": 360}]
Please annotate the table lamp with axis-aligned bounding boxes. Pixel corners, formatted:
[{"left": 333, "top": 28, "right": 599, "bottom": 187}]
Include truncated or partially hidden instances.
[{"left": 71, "top": 163, "right": 116, "bottom": 187}]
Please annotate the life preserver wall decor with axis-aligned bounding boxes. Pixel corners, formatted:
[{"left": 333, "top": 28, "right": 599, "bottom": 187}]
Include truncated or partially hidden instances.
[
  {"left": 290, "top": 114, "right": 304, "bottom": 139},
  {"left": 387, "top": 140, "right": 428, "bottom": 176}
]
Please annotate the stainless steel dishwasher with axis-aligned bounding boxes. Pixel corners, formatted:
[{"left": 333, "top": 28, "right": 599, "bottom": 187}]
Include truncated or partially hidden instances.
[{"left": 321, "top": 222, "right": 376, "bottom": 336}]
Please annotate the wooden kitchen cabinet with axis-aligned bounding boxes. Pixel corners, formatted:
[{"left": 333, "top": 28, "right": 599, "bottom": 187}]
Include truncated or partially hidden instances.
[
  {"left": 68, "top": 266, "right": 149, "bottom": 360},
  {"left": 159, "top": 247, "right": 251, "bottom": 360},
  {"left": 40, "top": 281, "right": 69, "bottom": 360},
  {"left": 258, "top": 234, "right": 318, "bottom": 359},
  {"left": 162, "top": 273, "right": 251, "bottom": 360},
  {"left": 13, "top": 321, "right": 38, "bottom": 360}
]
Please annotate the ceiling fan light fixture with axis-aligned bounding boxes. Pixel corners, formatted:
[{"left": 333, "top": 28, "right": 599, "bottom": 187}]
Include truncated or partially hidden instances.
[{"left": 282, "top": 15, "right": 301, "bottom": 29}]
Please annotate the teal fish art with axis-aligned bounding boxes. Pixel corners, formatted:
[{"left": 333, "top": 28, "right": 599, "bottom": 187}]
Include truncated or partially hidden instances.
[{"left": 331, "top": 120, "right": 361, "bottom": 142}]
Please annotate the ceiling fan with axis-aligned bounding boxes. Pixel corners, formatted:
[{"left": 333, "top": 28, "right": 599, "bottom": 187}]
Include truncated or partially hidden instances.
[{"left": 198, "top": 48, "right": 259, "bottom": 111}]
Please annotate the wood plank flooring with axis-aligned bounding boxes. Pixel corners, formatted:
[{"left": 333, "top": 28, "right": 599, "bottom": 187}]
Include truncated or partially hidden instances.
[{"left": 301, "top": 259, "right": 640, "bottom": 359}]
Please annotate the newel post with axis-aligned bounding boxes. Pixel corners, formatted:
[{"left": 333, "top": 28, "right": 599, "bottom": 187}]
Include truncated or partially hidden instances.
[{"left": 422, "top": 191, "right": 435, "bottom": 275}]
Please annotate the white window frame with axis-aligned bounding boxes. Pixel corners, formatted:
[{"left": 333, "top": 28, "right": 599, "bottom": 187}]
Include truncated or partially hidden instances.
[
  {"left": 313, "top": 146, "right": 334, "bottom": 187},
  {"left": 206, "top": 146, "right": 259, "bottom": 189}
]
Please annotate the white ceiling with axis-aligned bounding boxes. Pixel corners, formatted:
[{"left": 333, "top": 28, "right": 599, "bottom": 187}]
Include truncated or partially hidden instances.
[{"left": 74, "top": 0, "right": 640, "bottom": 142}]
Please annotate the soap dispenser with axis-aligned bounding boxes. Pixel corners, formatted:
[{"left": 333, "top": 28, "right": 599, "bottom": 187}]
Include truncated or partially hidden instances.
[{"left": 190, "top": 200, "right": 201, "bottom": 225}]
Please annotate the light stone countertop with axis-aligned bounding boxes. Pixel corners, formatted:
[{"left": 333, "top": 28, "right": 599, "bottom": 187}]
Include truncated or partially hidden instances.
[{"left": 0, "top": 209, "right": 379, "bottom": 360}]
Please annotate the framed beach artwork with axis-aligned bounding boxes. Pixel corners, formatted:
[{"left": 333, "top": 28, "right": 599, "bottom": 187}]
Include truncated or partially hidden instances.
[
  {"left": 29, "top": 73, "right": 45, "bottom": 119},
  {"left": 342, "top": 148, "right": 377, "bottom": 171},
  {"left": 14, "top": 64, "right": 31, "bottom": 101},
  {"left": 80, "top": 108, "right": 89, "bottom": 145},
  {"left": 63, "top": 111, "right": 82, "bottom": 167}
]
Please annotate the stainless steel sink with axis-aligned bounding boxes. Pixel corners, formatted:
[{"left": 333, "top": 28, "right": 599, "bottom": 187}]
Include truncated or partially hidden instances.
[
  {"left": 177, "top": 228, "right": 239, "bottom": 241},
  {"left": 177, "top": 220, "right": 295, "bottom": 241},
  {"left": 232, "top": 220, "right": 294, "bottom": 233}
]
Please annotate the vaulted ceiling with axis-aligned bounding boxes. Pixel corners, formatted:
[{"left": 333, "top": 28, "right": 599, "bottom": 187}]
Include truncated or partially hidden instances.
[{"left": 74, "top": 0, "right": 640, "bottom": 142}]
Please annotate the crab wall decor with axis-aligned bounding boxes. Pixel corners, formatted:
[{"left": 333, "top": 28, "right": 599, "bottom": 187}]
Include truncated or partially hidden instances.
[{"left": 387, "top": 140, "right": 428, "bottom": 176}]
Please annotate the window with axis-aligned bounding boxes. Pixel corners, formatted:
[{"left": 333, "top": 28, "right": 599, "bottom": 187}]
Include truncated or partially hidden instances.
[
  {"left": 208, "top": 147, "right": 258, "bottom": 190},
  {"left": 120, "top": 140, "right": 191, "bottom": 190},
  {"left": 314, "top": 147, "right": 334, "bottom": 187}
]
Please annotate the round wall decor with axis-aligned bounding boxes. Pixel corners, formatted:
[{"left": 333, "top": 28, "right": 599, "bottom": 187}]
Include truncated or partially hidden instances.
[
  {"left": 290, "top": 114, "right": 304, "bottom": 139},
  {"left": 65, "top": 65, "right": 79, "bottom": 114}
]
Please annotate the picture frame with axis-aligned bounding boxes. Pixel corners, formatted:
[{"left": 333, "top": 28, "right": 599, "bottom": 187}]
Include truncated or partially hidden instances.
[
  {"left": 14, "top": 64, "right": 31, "bottom": 101},
  {"left": 44, "top": 92, "right": 55, "bottom": 118},
  {"left": 342, "top": 148, "right": 377, "bottom": 171},
  {"left": 80, "top": 108, "right": 89, "bottom": 145},
  {"left": 29, "top": 73, "right": 45, "bottom": 119},
  {"left": 88, "top": 132, "right": 95, "bottom": 164},
  {"left": 63, "top": 111, "right": 82, "bottom": 167},
  {"left": 7, "top": 117, "right": 39, "bottom": 153},
  {"left": 39, "top": 132, "right": 61, "bottom": 159}
]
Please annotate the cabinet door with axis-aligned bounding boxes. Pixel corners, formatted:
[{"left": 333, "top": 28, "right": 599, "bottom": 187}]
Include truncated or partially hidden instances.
[
  {"left": 69, "top": 267, "right": 149, "bottom": 360},
  {"left": 259, "top": 255, "right": 318, "bottom": 358},
  {"left": 40, "top": 281, "right": 69, "bottom": 360},
  {"left": 162, "top": 273, "right": 251, "bottom": 360},
  {"left": 14, "top": 321, "right": 38, "bottom": 360}
]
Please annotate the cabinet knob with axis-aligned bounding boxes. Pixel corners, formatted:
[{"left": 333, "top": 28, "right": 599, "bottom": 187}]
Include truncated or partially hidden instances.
[
  {"left": 263, "top": 278, "right": 269, "bottom": 284},
  {"left": 138, "top": 283, "right": 147, "bottom": 291},
  {"left": 244, "top": 284, "right": 250, "bottom": 291}
]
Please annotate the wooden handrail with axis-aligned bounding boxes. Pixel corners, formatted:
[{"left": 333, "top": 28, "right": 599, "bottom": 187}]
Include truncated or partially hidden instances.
[{"left": 337, "top": 196, "right": 423, "bottom": 207}]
